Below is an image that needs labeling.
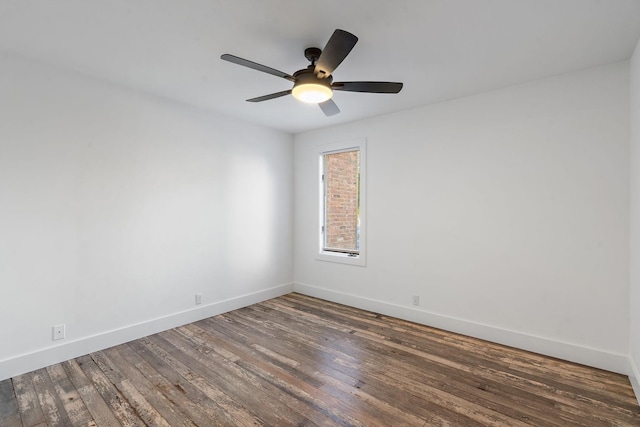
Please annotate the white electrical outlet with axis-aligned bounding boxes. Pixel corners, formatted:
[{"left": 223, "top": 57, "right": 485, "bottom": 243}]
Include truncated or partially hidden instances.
[
  {"left": 195, "top": 293, "right": 202, "bottom": 305},
  {"left": 52, "top": 324, "right": 65, "bottom": 341},
  {"left": 412, "top": 295, "right": 420, "bottom": 306}
]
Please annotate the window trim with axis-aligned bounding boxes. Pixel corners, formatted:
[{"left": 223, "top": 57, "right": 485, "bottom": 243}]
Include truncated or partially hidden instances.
[{"left": 316, "top": 138, "right": 366, "bottom": 267}]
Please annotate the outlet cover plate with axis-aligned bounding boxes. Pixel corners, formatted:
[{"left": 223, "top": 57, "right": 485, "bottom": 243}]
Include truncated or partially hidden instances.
[{"left": 52, "top": 324, "right": 65, "bottom": 341}]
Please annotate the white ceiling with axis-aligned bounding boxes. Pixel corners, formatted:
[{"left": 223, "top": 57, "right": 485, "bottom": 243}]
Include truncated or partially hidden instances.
[{"left": 1, "top": 0, "right": 640, "bottom": 134}]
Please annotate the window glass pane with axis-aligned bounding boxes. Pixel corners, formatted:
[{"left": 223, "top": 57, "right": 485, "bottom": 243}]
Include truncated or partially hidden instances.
[{"left": 323, "top": 149, "right": 360, "bottom": 253}]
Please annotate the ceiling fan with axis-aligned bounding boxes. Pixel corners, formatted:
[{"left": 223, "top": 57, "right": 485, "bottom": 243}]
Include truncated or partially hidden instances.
[{"left": 221, "top": 29, "right": 403, "bottom": 116}]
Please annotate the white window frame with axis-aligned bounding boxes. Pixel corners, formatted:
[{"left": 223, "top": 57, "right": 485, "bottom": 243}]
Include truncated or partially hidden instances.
[{"left": 316, "top": 138, "right": 366, "bottom": 267}]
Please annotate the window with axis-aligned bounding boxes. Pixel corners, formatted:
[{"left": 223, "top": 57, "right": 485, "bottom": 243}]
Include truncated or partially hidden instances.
[{"left": 317, "top": 139, "right": 366, "bottom": 266}]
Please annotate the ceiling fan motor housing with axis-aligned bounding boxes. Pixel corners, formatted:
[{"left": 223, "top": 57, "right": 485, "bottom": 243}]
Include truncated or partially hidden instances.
[
  {"left": 293, "top": 67, "right": 332, "bottom": 86},
  {"left": 292, "top": 67, "right": 333, "bottom": 103}
]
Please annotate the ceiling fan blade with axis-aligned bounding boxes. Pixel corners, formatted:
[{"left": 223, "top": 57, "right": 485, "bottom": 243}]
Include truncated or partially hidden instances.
[
  {"left": 246, "top": 90, "right": 292, "bottom": 102},
  {"left": 319, "top": 99, "right": 340, "bottom": 116},
  {"left": 333, "top": 81, "right": 403, "bottom": 93},
  {"left": 221, "top": 54, "right": 295, "bottom": 82},
  {"left": 315, "top": 29, "right": 358, "bottom": 78}
]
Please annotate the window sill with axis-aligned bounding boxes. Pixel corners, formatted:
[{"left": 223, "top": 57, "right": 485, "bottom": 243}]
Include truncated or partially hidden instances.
[{"left": 316, "top": 251, "right": 366, "bottom": 267}]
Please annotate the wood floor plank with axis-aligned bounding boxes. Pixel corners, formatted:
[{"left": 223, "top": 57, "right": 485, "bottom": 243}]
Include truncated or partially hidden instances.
[
  {"left": 176, "top": 322, "right": 378, "bottom": 426},
  {"left": 128, "top": 337, "right": 241, "bottom": 426},
  {"left": 170, "top": 326, "right": 356, "bottom": 426},
  {"left": 62, "top": 359, "right": 121, "bottom": 427},
  {"left": 288, "top": 294, "right": 640, "bottom": 426},
  {"left": 93, "top": 346, "right": 186, "bottom": 427},
  {"left": 145, "top": 328, "right": 318, "bottom": 426},
  {"left": 144, "top": 329, "right": 267, "bottom": 427},
  {"left": 0, "top": 378, "right": 22, "bottom": 427},
  {"left": 221, "top": 310, "right": 460, "bottom": 425},
  {"left": 286, "top": 293, "right": 638, "bottom": 407},
  {"left": 204, "top": 311, "right": 466, "bottom": 426},
  {"left": 235, "top": 302, "right": 557, "bottom": 427},
  {"left": 272, "top": 294, "right": 640, "bottom": 426},
  {"left": 76, "top": 354, "right": 144, "bottom": 427},
  {"left": 156, "top": 327, "right": 279, "bottom": 426},
  {"left": 290, "top": 292, "right": 634, "bottom": 399},
  {"left": 237, "top": 302, "right": 568, "bottom": 427},
  {"left": 31, "top": 367, "right": 75, "bottom": 427},
  {"left": 12, "top": 372, "right": 46, "bottom": 427},
  {"left": 45, "top": 363, "right": 95, "bottom": 427},
  {"left": 4, "top": 293, "right": 640, "bottom": 426}
]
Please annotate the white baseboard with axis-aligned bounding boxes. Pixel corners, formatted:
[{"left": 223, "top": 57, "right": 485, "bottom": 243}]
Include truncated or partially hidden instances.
[
  {"left": 0, "top": 283, "right": 293, "bottom": 381},
  {"left": 630, "top": 356, "right": 640, "bottom": 406},
  {"left": 293, "top": 282, "right": 629, "bottom": 375}
]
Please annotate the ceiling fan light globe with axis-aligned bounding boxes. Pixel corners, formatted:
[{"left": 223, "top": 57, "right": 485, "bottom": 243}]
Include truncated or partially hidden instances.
[{"left": 292, "top": 83, "right": 333, "bottom": 103}]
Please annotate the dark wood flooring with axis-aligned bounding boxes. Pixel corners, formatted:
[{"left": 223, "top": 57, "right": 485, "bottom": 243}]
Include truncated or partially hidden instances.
[{"left": 1, "top": 293, "right": 639, "bottom": 426}]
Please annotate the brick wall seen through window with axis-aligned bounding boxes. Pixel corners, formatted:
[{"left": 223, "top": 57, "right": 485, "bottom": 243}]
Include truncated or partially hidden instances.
[{"left": 323, "top": 149, "right": 360, "bottom": 253}]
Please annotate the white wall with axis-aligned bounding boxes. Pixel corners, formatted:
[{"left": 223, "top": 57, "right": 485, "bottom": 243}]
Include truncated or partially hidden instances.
[
  {"left": 630, "top": 39, "right": 640, "bottom": 398},
  {"left": 294, "top": 62, "right": 630, "bottom": 373},
  {"left": 0, "top": 53, "right": 294, "bottom": 380},
  {"left": 0, "top": 49, "right": 633, "bottom": 386}
]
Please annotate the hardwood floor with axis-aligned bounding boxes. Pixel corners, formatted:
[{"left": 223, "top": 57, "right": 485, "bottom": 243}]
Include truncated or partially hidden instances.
[{"left": 1, "top": 293, "right": 639, "bottom": 426}]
